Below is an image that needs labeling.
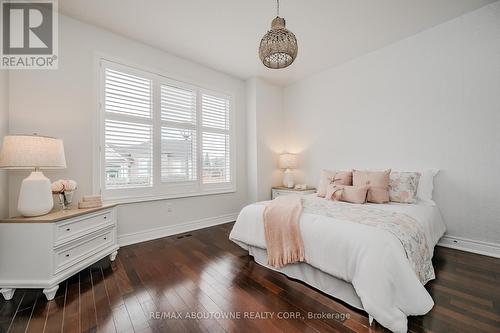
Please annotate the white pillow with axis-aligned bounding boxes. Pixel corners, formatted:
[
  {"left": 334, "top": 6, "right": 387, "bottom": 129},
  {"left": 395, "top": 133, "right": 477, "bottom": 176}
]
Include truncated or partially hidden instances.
[
  {"left": 416, "top": 169, "right": 439, "bottom": 206},
  {"left": 317, "top": 169, "right": 336, "bottom": 197}
]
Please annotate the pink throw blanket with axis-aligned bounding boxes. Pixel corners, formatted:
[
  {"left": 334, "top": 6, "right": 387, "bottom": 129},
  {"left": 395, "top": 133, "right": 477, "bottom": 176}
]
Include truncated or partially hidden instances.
[{"left": 263, "top": 194, "right": 305, "bottom": 268}]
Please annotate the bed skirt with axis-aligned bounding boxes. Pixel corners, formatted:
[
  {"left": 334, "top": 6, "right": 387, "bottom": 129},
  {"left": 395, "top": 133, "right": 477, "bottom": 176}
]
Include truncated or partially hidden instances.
[{"left": 243, "top": 244, "right": 364, "bottom": 310}]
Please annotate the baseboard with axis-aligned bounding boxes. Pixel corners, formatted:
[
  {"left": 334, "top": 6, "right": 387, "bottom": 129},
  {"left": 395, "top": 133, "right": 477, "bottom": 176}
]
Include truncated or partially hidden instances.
[
  {"left": 118, "top": 213, "right": 238, "bottom": 247},
  {"left": 438, "top": 235, "right": 500, "bottom": 259}
]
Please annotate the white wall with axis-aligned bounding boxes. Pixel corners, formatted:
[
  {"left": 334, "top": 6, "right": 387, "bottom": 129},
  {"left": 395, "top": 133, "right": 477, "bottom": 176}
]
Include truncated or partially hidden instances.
[
  {"left": 246, "top": 78, "right": 284, "bottom": 202},
  {"left": 8, "top": 15, "right": 248, "bottom": 240},
  {"left": 246, "top": 78, "right": 258, "bottom": 202},
  {"left": 0, "top": 70, "right": 8, "bottom": 218},
  {"left": 284, "top": 2, "right": 500, "bottom": 245}
]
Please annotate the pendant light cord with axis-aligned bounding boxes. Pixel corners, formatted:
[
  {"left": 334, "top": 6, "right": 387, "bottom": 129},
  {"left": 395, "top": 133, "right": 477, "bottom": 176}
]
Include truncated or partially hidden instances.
[{"left": 277, "top": 0, "right": 280, "bottom": 17}]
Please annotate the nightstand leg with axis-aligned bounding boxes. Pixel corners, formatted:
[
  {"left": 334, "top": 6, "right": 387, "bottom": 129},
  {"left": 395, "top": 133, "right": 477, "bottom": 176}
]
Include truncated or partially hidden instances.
[
  {"left": 0, "top": 288, "right": 15, "bottom": 300},
  {"left": 110, "top": 250, "right": 118, "bottom": 262},
  {"left": 43, "top": 285, "right": 59, "bottom": 300}
]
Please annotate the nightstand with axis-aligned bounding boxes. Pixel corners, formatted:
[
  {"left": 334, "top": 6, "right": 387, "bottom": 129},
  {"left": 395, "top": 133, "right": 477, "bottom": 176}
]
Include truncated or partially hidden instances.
[
  {"left": 0, "top": 205, "right": 119, "bottom": 301},
  {"left": 271, "top": 186, "right": 317, "bottom": 199}
]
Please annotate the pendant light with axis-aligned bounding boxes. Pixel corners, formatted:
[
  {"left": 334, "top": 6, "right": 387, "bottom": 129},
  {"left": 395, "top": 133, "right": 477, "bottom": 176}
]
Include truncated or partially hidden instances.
[{"left": 259, "top": 0, "right": 298, "bottom": 69}]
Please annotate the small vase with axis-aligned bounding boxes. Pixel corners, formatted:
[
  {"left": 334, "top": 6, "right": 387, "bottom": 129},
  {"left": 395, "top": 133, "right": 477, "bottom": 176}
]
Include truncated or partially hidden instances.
[
  {"left": 58, "top": 190, "right": 74, "bottom": 210},
  {"left": 64, "top": 190, "right": 74, "bottom": 207},
  {"left": 57, "top": 193, "right": 66, "bottom": 210}
]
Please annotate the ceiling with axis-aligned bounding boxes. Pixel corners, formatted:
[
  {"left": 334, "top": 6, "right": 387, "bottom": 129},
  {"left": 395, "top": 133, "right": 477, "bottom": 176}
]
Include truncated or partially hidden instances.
[{"left": 59, "top": 0, "right": 495, "bottom": 86}]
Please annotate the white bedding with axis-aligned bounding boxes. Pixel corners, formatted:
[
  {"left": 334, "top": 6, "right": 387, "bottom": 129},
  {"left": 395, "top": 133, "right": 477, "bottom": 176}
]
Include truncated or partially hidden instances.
[{"left": 229, "top": 195, "right": 446, "bottom": 333}]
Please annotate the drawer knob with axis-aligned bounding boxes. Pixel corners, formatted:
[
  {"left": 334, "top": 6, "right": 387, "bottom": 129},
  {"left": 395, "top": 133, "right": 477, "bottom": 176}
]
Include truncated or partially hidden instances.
[
  {"left": 104, "top": 237, "right": 107, "bottom": 240},
  {"left": 103, "top": 216, "right": 107, "bottom": 220},
  {"left": 65, "top": 254, "right": 70, "bottom": 257},
  {"left": 66, "top": 228, "right": 70, "bottom": 232}
]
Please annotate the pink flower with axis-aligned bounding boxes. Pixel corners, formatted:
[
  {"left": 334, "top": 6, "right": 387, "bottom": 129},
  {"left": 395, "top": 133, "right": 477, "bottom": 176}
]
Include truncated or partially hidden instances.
[
  {"left": 51, "top": 179, "right": 78, "bottom": 193},
  {"left": 51, "top": 181, "right": 64, "bottom": 193}
]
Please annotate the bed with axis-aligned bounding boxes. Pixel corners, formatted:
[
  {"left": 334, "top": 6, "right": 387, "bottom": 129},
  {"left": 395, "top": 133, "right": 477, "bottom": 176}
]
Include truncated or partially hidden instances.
[{"left": 229, "top": 194, "right": 446, "bottom": 333}]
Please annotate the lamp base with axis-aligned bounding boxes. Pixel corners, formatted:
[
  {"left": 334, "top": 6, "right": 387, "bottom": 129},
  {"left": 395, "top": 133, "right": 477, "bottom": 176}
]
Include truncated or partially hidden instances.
[
  {"left": 283, "top": 169, "right": 295, "bottom": 188},
  {"left": 18, "top": 171, "right": 53, "bottom": 217}
]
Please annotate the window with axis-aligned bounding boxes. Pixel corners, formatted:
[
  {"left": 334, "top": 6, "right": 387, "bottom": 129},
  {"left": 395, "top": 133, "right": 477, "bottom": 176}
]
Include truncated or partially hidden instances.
[
  {"left": 103, "top": 68, "right": 153, "bottom": 189},
  {"left": 201, "top": 93, "right": 231, "bottom": 184},
  {"left": 99, "top": 60, "right": 234, "bottom": 201},
  {"left": 160, "top": 84, "right": 197, "bottom": 183}
]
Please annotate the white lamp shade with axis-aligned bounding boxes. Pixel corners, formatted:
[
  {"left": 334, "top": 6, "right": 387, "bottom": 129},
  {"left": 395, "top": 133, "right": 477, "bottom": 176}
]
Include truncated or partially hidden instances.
[
  {"left": 279, "top": 153, "right": 298, "bottom": 169},
  {"left": 0, "top": 135, "right": 67, "bottom": 169}
]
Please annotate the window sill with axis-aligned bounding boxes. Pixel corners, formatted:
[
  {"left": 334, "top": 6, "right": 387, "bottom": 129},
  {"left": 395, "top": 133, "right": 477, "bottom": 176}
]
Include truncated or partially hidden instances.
[{"left": 103, "top": 187, "right": 237, "bottom": 206}]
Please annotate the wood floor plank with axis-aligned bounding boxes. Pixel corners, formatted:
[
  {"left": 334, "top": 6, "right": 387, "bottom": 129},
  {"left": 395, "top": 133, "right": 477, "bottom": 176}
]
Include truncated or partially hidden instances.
[
  {"left": 90, "top": 266, "right": 116, "bottom": 333},
  {"left": 25, "top": 292, "right": 50, "bottom": 333},
  {"left": 43, "top": 281, "right": 67, "bottom": 333},
  {"left": 79, "top": 268, "right": 97, "bottom": 333},
  {"left": 432, "top": 304, "right": 500, "bottom": 333},
  {"left": 191, "top": 248, "right": 320, "bottom": 332},
  {"left": 1, "top": 223, "right": 499, "bottom": 333},
  {"left": 105, "top": 262, "right": 135, "bottom": 333},
  {"left": 429, "top": 283, "right": 494, "bottom": 308},
  {"left": 8, "top": 290, "right": 39, "bottom": 333},
  {"left": 110, "top": 304, "right": 134, "bottom": 333},
  {"left": 112, "top": 259, "right": 134, "bottom": 296},
  {"left": 101, "top": 262, "right": 124, "bottom": 310},
  {"left": 61, "top": 274, "right": 80, "bottom": 333},
  {"left": 192, "top": 243, "right": 370, "bottom": 332},
  {"left": 123, "top": 294, "right": 150, "bottom": 332},
  {"left": 449, "top": 298, "right": 500, "bottom": 323},
  {"left": 0, "top": 290, "right": 25, "bottom": 332}
]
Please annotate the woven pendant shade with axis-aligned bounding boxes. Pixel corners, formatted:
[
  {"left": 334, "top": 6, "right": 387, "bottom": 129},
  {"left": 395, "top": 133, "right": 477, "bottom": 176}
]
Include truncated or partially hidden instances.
[{"left": 259, "top": 1, "right": 298, "bottom": 69}]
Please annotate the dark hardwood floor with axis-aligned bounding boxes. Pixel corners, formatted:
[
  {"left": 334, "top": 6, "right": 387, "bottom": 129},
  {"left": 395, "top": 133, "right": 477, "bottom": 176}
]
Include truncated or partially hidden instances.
[{"left": 0, "top": 222, "right": 499, "bottom": 333}]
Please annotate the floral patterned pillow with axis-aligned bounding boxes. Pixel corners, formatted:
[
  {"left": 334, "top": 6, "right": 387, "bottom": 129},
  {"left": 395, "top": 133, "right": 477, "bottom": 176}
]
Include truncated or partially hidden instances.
[{"left": 389, "top": 172, "right": 421, "bottom": 203}]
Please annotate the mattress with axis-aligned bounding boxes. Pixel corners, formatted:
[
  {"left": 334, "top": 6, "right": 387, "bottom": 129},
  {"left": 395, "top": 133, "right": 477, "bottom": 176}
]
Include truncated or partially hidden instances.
[{"left": 229, "top": 195, "right": 446, "bottom": 333}]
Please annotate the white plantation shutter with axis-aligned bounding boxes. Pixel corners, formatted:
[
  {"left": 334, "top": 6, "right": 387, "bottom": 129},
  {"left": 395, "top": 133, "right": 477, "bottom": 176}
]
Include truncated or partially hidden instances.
[
  {"left": 161, "top": 84, "right": 196, "bottom": 124},
  {"left": 99, "top": 60, "right": 234, "bottom": 199},
  {"left": 103, "top": 66, "right": 153, "bottom": 189},
  {"left": 104, "top": 68, "right": 152, "bottom": 118},
  {"left": 201, "top": 93, "right": 231, "bottom": 184},
  {"left": 160, "top": 84, "right": 197, "bottom": 182}
]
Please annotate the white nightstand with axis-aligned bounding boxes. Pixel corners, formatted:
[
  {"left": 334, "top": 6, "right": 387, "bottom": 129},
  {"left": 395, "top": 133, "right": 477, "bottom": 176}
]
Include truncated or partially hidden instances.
[
  {"left": 271, "top": 186, "right": 317, "bottom": 199},
  {"left": 0, "top": 205, "right": 119, "bottom": 301}
]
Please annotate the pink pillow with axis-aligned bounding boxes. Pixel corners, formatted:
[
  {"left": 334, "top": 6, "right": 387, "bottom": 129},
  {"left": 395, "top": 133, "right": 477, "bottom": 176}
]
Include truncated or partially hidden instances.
[
  {"left": 353, "top": 170, "right": 391, "bottom": 204},
  {"left": 317, "top": 170, "right": 352, "bottom": 197},
  {"left": 331, "top": 171, "right": 352, "bottom": 186},
  {"left": 325, "top": 184, "right": 368, "bottom": 204}
]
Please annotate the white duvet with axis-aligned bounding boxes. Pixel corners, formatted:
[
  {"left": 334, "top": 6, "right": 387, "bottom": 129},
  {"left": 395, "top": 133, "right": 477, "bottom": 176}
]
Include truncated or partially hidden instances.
[{"left": 229, "top": 195, "right": 446, "bottom": 333}]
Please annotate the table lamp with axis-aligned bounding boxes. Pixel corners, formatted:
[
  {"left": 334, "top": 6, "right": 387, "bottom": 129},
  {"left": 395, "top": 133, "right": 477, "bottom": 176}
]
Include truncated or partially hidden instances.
[
  {"left": 0, "top": 135, "right": 66, "bottom": 217},
  {"left": 279, "top": 153, "right": 298, "bottom": 188}
]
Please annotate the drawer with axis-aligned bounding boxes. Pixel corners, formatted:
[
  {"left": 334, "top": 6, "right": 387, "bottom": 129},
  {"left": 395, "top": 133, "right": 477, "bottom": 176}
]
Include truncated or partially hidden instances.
[
  {"left": 54, "top": 229, "right": 114, "bottom": 274},
  {"left": 55, "top": 209, "right": 114, "bottom": 243},
  {"left": 272, "top": 189, "right": 316, "bottom": 199},
  {"left": 273, "top": 190, "right": 290, "bottom": 198}
]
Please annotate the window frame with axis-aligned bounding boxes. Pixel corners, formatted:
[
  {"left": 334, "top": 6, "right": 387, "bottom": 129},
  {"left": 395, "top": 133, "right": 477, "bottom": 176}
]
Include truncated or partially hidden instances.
[{"left": 97, "top": 58, "right": 236, "bottom": 204}]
